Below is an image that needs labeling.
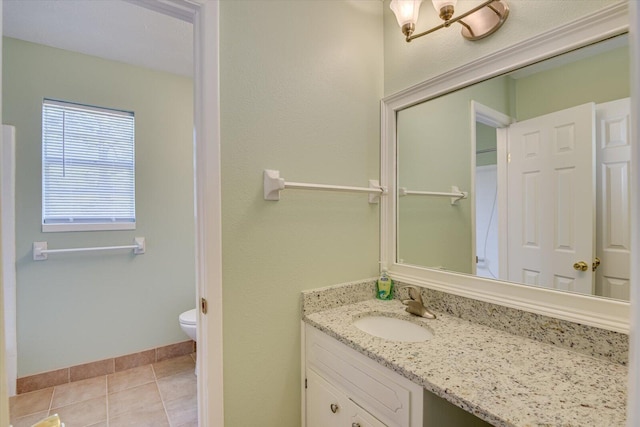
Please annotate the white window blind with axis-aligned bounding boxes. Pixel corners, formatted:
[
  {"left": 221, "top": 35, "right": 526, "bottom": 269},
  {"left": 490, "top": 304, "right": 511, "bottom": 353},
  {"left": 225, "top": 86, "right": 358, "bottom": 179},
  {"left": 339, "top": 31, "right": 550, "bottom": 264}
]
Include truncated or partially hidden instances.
[{"left": 42, "top": 99, "right": 135, "bottom": 232}]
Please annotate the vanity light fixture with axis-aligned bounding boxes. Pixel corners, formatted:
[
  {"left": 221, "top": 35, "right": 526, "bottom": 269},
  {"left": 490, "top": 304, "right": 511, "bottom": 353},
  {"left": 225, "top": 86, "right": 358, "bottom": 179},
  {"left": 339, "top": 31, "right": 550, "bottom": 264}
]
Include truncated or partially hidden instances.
[{"left": 390, "top": 0, "right": 509, "bottom": 42}]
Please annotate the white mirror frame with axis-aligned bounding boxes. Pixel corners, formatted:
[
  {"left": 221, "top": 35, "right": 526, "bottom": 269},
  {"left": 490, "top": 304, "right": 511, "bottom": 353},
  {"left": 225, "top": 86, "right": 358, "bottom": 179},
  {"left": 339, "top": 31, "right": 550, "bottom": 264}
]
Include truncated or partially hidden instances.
[{"left": 381, "top": 2, "right": 630, "bottom": 333}]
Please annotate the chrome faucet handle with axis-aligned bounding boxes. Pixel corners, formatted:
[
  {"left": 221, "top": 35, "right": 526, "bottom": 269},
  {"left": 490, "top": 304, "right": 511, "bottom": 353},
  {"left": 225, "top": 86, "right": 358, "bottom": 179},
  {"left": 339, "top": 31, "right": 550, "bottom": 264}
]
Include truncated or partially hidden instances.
[
  {"left": 399, "top": 285, "right": 436, "bottom": 319},
  {"left": 400, "top": 285, "right": 423, "bottom": 304}
]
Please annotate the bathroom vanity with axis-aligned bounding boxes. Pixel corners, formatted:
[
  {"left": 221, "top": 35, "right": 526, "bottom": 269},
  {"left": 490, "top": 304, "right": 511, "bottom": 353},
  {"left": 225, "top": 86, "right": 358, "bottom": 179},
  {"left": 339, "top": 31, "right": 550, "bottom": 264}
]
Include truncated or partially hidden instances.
[
  {"left": 304, "top": 319, "right": 490, "bottom": 427},
  {"left": 301, "top": 281, "right": 627, "bottom": 427}
]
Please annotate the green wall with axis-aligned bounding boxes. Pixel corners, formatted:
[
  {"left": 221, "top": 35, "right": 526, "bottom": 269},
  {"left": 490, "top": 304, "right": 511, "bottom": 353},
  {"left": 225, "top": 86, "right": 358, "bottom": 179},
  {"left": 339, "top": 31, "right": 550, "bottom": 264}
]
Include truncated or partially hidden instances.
[
  {"left": 514, "top": 45, "right": 629, "bottom": 120},
  {"left": 396, "top": 77, "right": 510, "bottom": 272},
  {"left": 3, "top": 37, "right": 195, "bottom": 376},
  {"left": 220, "top": 1, "right": 382, "bottom": 425}
]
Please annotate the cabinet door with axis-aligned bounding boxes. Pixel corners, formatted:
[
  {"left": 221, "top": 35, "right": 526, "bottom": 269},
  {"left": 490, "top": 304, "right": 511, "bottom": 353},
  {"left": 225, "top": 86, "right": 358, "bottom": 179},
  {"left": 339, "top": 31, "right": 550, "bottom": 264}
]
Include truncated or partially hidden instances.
[
  {"left": 305, "top": 324, "right": 420, "bottom": 427},
  {"left": 348, "top": 399, "right": 388, "bottom": 427},
  {"left": 306, "top": 368, "right": 349, "bottom": 427}
]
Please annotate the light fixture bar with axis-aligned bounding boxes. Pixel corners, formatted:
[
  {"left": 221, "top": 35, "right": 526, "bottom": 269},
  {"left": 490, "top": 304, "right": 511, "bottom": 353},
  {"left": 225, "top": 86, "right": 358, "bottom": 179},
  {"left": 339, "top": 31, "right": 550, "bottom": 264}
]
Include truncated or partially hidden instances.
[{"left": 405, "top": 0, "right": 503, "bottom": 42}]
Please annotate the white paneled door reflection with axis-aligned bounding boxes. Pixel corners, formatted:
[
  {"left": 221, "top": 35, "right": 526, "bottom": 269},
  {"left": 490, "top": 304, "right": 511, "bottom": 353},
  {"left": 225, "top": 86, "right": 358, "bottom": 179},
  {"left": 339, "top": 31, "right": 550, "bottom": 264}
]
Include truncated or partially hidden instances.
[
  {"left": 596, "top": 98, "right": 631, "bottom": 300},
  {"left": 506, "top": 103, "right": 595, "bottom": 295},
  {"left": 504, "top": 99, "right": 631, "bottom": 298}
]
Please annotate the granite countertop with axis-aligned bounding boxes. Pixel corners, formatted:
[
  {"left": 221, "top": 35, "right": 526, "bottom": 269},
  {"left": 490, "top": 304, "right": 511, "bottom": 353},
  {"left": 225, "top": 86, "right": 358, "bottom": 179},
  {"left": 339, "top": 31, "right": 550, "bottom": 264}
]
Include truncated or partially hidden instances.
[{"left": 303, "top": 298, "right": 627, "bottom": 427}]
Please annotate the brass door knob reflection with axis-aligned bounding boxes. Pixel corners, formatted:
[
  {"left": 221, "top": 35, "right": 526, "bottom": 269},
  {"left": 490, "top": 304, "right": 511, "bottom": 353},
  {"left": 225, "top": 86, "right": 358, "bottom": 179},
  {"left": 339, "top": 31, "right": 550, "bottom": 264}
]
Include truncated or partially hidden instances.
[
  {"left": 592, "top": 257, "right": 601, "bottom": 272},
  {"left": 573, "top": 261, "right": 588, "bottom": 271}
]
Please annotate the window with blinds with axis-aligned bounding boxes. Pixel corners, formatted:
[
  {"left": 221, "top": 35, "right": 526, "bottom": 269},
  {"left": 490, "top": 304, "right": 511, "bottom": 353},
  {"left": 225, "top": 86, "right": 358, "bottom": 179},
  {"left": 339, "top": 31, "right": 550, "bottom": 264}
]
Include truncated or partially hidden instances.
[{"left": 42, "top": 99, "right": 136, "bottom": 232}]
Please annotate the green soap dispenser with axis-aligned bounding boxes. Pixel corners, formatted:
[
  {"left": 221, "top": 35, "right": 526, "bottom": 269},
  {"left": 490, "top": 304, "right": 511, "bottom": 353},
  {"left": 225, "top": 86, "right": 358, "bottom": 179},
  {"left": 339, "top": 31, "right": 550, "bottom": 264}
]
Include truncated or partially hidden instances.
[{"left": 376, "top": 269, "right": 394, "bottom": 300}]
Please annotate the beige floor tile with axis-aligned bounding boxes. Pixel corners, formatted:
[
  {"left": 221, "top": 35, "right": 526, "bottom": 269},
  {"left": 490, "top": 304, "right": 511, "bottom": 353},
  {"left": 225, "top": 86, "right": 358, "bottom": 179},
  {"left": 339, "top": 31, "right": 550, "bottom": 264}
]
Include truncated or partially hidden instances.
[
  {"left": 9, "top": 410, "right": 49, "bottom": 427},
  {"left": 108, "top": 382, "right": 163, "bottom": 419},
  {"left": 107, "top": 364, "right": 155, "bottom": 394},
  {"left": 152, "top": 355, "right": 195, "bottom": 379},
  {"left": 51, "top": 396, "right": 106, "bottom": 427},
  {"left": 51, "top": 376, "right": 106, "bottom": 409},
  {"left": 9, "top": 387, "right": 53, "bottom": 419},
  {"left": 12, "top": 357, "right": 196, "bottom": 426},
  {"left": 108, "top": 400, "right": 170, "bottom": 427},
  {"left": 157, "top": 371, "right": 197, "bottom": 403},
  {"left": 165, "top": 393, "right": 198, "bottom": 426}
]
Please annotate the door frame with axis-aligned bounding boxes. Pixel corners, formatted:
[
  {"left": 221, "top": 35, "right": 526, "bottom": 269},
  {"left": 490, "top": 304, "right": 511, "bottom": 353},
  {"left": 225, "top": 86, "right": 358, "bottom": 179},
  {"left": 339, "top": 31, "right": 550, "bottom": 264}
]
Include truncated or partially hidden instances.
[
  {"left": 0, "top": 1, "right": 224, "bottom": 426},
  {"left": 470, "top": 101, "right": 512, "bottom": 279},
  {"left": 143, "top": 2, "right": 223, "bottom": 425}
]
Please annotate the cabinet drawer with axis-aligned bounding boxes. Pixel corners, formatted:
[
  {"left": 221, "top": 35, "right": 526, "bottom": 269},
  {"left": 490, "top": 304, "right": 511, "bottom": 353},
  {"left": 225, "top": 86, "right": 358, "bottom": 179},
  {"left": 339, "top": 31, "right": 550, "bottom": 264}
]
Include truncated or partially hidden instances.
[
  {"left": 306, "top": 368, "right": 350, "bottom": 427},
  {"left": 306, "top": 325, "right": 421, "bottom": 427},
  {"left": 349, "top": 398, "right": 388, "bottom": 427}
]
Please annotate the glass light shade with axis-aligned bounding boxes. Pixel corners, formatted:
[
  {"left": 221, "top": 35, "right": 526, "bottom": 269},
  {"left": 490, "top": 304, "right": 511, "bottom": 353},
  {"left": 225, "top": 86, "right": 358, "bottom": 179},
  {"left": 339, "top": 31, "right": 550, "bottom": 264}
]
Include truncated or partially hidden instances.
[
  {"left": 390, "top": 0, "right": 423, "bottom": 27},
  {"left": 431, "top": 0, "right": 457, "bottom": 12}
]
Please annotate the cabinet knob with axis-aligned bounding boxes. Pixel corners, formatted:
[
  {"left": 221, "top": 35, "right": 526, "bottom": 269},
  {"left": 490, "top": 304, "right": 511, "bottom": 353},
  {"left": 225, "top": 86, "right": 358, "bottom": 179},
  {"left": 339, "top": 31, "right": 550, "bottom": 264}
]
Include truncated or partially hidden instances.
[
  {"left": 352, "top": 424, "right": 361, "bottom": 427},
  {"left": 330, "top": 403, "right": 339, "bottom": 413}
]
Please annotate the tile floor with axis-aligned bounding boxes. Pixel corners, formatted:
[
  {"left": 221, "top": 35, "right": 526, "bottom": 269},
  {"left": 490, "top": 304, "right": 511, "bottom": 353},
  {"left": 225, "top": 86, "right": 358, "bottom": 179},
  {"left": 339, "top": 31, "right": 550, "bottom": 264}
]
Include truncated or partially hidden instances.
[{"left": 9, "top": 354, "right": 197, "bottom": 427}]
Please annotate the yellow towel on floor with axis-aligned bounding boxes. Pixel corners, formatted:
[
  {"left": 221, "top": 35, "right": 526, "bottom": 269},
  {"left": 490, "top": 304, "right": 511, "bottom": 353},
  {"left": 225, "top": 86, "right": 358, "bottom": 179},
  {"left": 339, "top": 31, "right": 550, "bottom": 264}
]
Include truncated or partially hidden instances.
[{"left": 30, "top": 414, "right": 64, "bottom": 427}]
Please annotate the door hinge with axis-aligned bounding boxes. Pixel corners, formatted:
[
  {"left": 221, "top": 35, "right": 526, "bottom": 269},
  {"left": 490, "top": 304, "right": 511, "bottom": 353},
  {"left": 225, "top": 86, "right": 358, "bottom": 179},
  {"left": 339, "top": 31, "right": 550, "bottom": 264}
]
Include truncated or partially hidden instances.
[
  {"left": 507, "top": 152, "right": 512, "bottom": 163},
  {"left": 305, "top": 378, "right": 308, "bottom": 389},
  {"left": 201, "top": 297, "right": 208, "bottom": 314}
]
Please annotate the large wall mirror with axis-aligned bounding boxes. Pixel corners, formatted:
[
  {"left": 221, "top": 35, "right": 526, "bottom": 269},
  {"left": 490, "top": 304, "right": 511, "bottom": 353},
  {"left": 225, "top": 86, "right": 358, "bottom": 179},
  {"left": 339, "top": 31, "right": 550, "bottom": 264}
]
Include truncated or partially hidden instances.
[{"left": 381, "top": 3, "right": 631, "bottom": 332}]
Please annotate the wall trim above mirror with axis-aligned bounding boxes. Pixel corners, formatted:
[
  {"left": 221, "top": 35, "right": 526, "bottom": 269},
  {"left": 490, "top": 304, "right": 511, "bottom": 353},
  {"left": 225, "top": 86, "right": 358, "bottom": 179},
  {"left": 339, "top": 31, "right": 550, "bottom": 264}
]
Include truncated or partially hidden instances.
[{"left": 381, "top": 2, "right": 630, "bottom": 333}]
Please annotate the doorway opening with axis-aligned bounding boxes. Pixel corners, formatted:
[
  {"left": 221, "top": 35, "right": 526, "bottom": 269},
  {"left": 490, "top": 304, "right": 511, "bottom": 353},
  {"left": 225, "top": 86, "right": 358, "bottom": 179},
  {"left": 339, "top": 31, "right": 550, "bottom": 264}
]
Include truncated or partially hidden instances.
[{"left": 1, "top": 2, "right": 222, "bottom": 426}]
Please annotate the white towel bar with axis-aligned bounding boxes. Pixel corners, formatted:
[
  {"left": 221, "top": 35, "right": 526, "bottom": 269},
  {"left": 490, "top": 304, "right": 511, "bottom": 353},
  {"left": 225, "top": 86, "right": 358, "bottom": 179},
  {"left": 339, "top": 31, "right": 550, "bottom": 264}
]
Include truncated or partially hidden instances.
[
  {"left": 398, "top": 186, "right": 468, "bottom": 205},
  {"left": 33, "top": 237, "right": 145, "bottom": 261},
  {"left": 263, "top": 169, "right": 385, "bottom": 204}
]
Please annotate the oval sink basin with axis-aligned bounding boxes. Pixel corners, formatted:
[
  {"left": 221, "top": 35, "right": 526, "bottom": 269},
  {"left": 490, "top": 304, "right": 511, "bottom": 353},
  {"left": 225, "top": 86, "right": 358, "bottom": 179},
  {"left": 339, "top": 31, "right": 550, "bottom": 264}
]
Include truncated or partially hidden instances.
[{"left": 353, "top": 316, "right": 433, "bottom": 342}]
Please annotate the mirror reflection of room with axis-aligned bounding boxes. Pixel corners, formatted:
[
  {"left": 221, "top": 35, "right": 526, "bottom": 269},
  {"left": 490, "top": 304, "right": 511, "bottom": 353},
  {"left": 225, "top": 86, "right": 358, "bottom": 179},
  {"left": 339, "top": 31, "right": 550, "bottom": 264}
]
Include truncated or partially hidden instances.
[{"left": 397, "top": 34, "right": 630, "bottom": 301}]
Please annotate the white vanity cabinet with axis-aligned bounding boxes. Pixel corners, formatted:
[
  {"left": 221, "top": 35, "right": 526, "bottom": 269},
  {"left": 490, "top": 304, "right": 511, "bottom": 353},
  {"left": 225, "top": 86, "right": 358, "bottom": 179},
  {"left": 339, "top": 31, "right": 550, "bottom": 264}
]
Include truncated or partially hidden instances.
[{"left": 303, "top": 324, "right": 424, "bottom": 427}]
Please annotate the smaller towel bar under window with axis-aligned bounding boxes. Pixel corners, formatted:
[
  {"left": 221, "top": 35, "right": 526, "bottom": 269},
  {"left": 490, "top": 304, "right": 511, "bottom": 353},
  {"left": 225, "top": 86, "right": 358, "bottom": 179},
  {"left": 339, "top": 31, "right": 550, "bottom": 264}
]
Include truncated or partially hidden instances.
[
  {"left": 263, "top": 169, "right": 386, "bottom": 203},
  {"left": 399, "top": 186, "right": 468, "bottom": 205},
  {"left": 33, "top": 237, "right": 145, "bottom": 261}
]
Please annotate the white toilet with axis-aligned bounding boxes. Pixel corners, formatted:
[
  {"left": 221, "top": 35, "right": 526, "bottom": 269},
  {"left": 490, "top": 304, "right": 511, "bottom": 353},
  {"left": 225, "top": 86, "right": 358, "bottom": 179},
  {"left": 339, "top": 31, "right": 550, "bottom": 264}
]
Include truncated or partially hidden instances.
[{"left": 179, "top": 308, "right": 197, "bottom": 341}]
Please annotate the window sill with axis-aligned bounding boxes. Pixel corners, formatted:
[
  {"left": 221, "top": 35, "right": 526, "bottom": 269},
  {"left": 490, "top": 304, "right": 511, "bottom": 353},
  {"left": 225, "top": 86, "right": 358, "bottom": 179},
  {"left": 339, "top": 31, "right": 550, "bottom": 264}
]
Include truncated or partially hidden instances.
[{"left": 42, "top": 222, "right": 136, "bottom": 233}]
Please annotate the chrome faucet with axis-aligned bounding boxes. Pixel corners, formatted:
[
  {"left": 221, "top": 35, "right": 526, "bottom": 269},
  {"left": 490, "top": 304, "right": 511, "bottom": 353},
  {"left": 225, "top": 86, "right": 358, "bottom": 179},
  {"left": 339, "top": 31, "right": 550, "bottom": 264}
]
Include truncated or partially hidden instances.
[{"left": 400, "top": 286, "right": 436, "bottom": 319}]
